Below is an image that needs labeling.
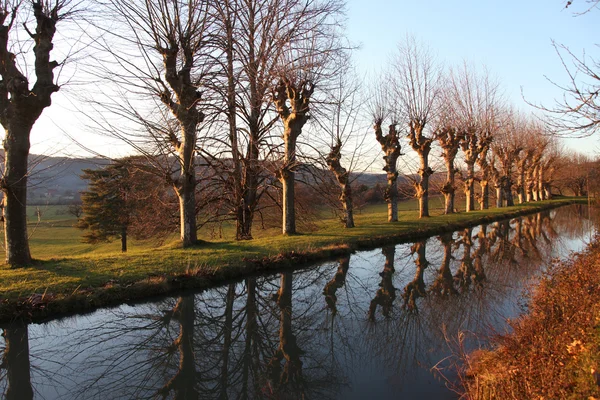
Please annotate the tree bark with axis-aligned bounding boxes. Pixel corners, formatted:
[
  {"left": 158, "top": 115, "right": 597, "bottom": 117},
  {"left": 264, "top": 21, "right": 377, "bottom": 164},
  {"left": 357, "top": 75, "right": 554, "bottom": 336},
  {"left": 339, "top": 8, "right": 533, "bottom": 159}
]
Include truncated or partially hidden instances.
[
  {"left": 496, "top": 183, "right": 504, "bottom": 208},
  {"left": 273, "top": 78, "right": 313, "bottom": 236},
  {"left": 479, "top": 181, "right": 489, "bottom": 210},
  {"left": 374, "top": 121, "right": 401, "bottom": 222},
  {"left": 280, "top": 132, "right": 297, "bottom": 235},
  {"left": 417, "top": 150, "right": 432, "bottom": 218},
  {"left": 327, "top": 140, "right": 355, "bottom": 228},
  {"left": 3, "top": 122, "right": 32, "bottom": 266},
  {"left": 465, "top": 162, "right": 476, "bottom": 212},
  {"left": 2, "top": 323, "right": 34, "bottom": 400},
  {"left": 120, "top": 226, "right": 127, "bottom": 253},
  {"left": 442, "top": 157, "right": 456, "bottom": 214},
  {"left": 0, "top": 3, "right": 62, "bottom": 266}
]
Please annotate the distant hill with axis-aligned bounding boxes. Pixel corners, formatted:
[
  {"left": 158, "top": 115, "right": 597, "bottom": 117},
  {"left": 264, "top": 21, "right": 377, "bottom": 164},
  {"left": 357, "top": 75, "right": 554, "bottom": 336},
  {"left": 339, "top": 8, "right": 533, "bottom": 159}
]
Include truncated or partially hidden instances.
[
  {"left": 15, "top": 154, "right": 406, "bottom": 205},
  {"left": 25, "top": 155, "right": 108, "bottom": 205}
]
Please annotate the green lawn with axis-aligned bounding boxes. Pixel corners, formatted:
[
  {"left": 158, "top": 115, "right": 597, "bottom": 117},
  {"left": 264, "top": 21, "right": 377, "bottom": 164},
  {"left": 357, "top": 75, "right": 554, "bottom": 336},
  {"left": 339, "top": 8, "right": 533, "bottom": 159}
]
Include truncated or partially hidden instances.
[{"left": 0, "top": 197, "right": 586, "bottom": 321}]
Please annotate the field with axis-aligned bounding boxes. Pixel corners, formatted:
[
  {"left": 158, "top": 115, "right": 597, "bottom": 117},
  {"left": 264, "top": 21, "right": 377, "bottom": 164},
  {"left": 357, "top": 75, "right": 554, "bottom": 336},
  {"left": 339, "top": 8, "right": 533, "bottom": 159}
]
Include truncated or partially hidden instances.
[{"left": 0, "top": 197, "right": 585, "bottom": 321}]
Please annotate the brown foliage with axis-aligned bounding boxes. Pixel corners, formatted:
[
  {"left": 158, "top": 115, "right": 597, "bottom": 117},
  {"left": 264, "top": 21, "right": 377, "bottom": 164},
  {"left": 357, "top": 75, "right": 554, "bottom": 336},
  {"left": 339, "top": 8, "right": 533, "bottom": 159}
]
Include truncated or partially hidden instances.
[{"left": 461, "top": 236, "right": 600, "bottom": 399}]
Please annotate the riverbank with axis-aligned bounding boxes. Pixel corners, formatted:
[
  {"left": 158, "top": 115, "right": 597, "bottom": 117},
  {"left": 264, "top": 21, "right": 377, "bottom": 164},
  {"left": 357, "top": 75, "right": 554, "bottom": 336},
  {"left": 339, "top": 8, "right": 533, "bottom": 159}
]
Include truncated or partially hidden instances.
[
  {"left": 460, "top": 227, "right": 600, "bottom": 399},
  {"left": 0, "top": 198, "right": 586, "bottom": 324}
]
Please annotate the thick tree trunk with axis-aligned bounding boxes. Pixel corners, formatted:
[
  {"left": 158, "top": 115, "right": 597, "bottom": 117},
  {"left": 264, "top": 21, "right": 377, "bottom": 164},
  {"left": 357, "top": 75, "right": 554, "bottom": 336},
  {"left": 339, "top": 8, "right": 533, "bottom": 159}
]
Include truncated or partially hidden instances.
[
  {"left": 2, "top": 323, "right": 34, "bottom": 400},
  {"left": 343, "top": 185, "right": 354, "bottom": 228},
  {"left": 479, "top": 181, "right": 489, "bottom": 210},
  {"left": 177, "top": 175, "right": 198, "bottom": 247},
  {"left": 120, "top": 226, "right": 127, "bottom": 253},
  {"left": 505, "top": 178, "right": 514, "bottom": 206},
  {"left": 442, "top": 158, "right": 455, "bottom": 214},
  {"left": 417, "top": 150, "right": 432, "bottom": 218},
  {"left": 387, "top": 174, "right": 398, "bottom": 222},
  {"left": 279, "top": 129, "right": 299, "bottom": 235},
  {"left": 3, "top": 123, "right": 33, "bottom": 266},
  {"left": 174, "top": 121, "right": 199, "bottom": 247},
  {"left": 327, "top": 141, "right": 355, "bottom": 228},
  {"left": 374, "top": 122, "right": 401, "bottom": 223},
  {"left": 237, "top": 137, "right": 260, "bottom": 240},
  {"left": 495, "top": 184, "right": 504, "bottom": 208},
  {"left": 465, "top": 162, "right": 476, "bottom": 212},
  {"left": 273, "top": 78, "right": 312, "bottom": 236}
]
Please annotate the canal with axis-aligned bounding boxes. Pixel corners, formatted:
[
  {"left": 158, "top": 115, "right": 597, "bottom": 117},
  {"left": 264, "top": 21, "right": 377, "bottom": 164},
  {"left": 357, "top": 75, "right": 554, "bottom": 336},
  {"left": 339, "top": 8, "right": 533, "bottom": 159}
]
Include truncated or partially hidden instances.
[{"left": 0, "top": 204, "right": 596, "bottom": 399}]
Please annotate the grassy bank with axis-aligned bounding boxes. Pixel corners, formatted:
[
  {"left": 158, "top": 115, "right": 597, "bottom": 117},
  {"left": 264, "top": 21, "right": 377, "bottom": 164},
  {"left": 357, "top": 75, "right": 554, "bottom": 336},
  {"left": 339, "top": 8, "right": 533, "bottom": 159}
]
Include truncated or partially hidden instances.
[
  {"left": 0, "top": 197, "right": 585, "bottom": 323},
  {"left": 460, "top": 229, "right": 600, "bottom": 399}
]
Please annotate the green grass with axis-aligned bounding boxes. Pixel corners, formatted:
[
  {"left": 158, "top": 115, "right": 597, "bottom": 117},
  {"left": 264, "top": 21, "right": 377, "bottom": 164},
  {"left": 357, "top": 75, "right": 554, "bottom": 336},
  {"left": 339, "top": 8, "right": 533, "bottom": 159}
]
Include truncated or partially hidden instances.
[{"left": 0, "top": 197, "right": 586, "bottom": 322}]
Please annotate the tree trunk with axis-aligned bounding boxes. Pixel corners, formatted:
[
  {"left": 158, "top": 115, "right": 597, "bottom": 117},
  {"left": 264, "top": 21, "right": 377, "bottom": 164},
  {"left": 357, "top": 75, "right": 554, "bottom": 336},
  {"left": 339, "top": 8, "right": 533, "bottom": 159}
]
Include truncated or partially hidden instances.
[
  {"left": 177, "top": 176, "right": 198, "bottom": 247},
  {"left": 505, "top": 177, "right": 514, "bottom": 206},
  {"left": 279, "top": 130, "right": 298, "bottom": 235},
  {"left": 175, "top": 122, "right": 198, "bottom": 247},
  {"left": 465, "top": 162, "right": 476, "bottom": 212},
  {"left": 495, "top": 184, "right": 504, "bottom": 208},
  {"left": 327, "top": 141, "right": 355, "bottom": 228},
  {"left": 479, "top": 181, "right": 489, "bottom": 210},
  {"left": 273, "top": 79, "right": 313, "bottom": 235},
  {"left": 2, "top": 323, "right": 34, "bottom": 400},
  {"left": 442, "top": 158, "right": 455, "bottom": 214},
  {"left": 386, "top": 174, "right": 398, "bottom": 222},
  {"left": 237, "top": 137, "right": 260, "bottom": 240},
  {"left": 417, "top": 150, "right": 431, "bottom": 218},
  {"left": 343, "top": 185, "right": 354, "bottom": 228},
  {"left": 3, "top": 123, "right": 33, "bottom": 266},
  {"left": 120, "top": 226, "right": 127, "bottom": 253}
]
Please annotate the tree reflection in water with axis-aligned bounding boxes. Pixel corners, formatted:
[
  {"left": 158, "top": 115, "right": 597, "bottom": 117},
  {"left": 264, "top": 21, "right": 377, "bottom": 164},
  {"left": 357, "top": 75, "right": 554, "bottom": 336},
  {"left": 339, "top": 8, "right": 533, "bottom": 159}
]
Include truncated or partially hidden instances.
[
  {"left": 369, "top": 246, "right": 397, "bottom": 320},
  {"left": 0, "top": 205, "right": 597, "bottom": 399}
]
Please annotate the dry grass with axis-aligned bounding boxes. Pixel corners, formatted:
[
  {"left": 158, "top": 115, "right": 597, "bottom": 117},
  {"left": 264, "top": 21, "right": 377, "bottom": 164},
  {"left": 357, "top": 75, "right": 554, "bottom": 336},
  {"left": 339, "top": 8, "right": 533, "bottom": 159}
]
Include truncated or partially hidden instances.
[{"left": 460, "top": 234, "right": 600, "bottom": 399}]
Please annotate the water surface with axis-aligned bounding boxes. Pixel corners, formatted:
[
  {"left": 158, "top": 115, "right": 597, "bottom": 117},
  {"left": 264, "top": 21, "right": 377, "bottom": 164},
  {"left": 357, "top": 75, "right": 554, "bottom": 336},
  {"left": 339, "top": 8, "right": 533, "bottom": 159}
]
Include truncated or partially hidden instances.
[{"left": 0, "top": 204, "right": 597, "bottom": 399}]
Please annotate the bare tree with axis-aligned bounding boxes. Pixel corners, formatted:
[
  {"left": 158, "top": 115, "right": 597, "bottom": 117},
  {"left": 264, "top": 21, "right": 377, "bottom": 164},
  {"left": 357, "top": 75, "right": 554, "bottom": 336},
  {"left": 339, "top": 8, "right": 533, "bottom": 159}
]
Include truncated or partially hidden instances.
[
  {"left": 320, "top": 68, "right": 371, "bottom": 228},
  {"left": 207, "top": 0, "right": 345, "bottom": 239},
  {"left": 370, "top": 82, "right": 402, "bottom": 222},
  {"left": 393, "top": 37, "right": 442, "bottom": 218},
  {"left": 527, "top": 2, "right": 599, "bottom": 136},
  {"left": 87, "top": 0, "right": 215, "bottom": 247},
  {"left": 433, "top": 76, "right": 464, "bottom": 214},
  {"left": 0, "top": 0, "right": 76, "bottom": 266}
]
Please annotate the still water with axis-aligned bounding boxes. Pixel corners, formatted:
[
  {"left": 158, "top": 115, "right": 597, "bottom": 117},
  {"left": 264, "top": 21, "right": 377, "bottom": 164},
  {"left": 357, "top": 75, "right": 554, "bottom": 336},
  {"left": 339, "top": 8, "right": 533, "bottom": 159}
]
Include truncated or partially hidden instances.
[{"left": 0, "top": 205, "right": 597, "bottom": 400}]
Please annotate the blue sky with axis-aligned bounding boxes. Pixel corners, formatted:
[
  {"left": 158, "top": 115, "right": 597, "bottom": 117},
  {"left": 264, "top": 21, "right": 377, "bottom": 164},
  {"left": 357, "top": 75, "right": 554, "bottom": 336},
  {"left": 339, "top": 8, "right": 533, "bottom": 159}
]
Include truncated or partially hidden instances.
[
  {"left": 31, "top": 0, "right": 599, "bottom": 157},
  {"left": 344, "top": 0, "right": 598, "bottom": 153}
]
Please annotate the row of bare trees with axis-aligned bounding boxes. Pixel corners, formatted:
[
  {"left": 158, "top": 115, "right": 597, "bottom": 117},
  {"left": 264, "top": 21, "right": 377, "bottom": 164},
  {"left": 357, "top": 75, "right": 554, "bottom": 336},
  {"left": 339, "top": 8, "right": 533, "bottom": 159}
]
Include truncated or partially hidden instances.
[
  {"left": 366, "top": 39, "right": 564, "bottom": 222},
  {"left": 0, "top": 0, "right": 592, "bottom": 267}
]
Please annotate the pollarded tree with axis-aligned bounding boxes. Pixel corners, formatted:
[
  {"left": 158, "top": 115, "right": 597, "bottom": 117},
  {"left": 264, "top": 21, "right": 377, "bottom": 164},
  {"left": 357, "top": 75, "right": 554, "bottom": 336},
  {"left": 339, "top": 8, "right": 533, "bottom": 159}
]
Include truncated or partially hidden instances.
[
  {"left": 433, "top": 78, "right": 464, "bottom": 214},
  {"left": 208, "top": 0, "right": 345, "bottom": 240},
  {"left": 452, "top": 64, "right": 501, "bottom": 212},
  {"left": 90, "top": 0, "right": 213, "bottom": 247},
  {"left": 492, "top": 110, "right": 525, "bottom": 207},
  {"left": 273, "top": 77, "right": 314, "bottom": 235},
  {"left": 321, "top": 67, "right": 371, "bottom": 228},
  {"left": 371, "top": 84, "right": 402, "bottom": 222},
  {"left": 0, "top": 1, "right": 76, "bottom": 266},
  {"left": 393, "top": 37, "right": 442, "bottom": 218}
]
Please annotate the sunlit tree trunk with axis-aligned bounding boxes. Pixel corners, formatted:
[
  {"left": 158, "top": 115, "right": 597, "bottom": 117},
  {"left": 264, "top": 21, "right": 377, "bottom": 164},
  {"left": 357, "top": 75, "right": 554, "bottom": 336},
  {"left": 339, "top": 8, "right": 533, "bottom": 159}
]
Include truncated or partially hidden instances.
[
  {"left": 273, "top": 78, "right": 314, "bottom": 235},
  {"left": 374, "top": 121, "right": 401, "bottom": 222}
]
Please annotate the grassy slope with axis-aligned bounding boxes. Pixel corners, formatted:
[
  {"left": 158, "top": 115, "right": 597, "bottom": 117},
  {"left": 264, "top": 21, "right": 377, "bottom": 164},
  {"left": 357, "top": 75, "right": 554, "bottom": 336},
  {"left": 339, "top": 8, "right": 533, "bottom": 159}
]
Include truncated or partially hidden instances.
[
  {"left": 462, "top": 233, "right": 600, "bottom": 400},
  {"left": 0, "top": 197, "right": 585, "bottom": 322}
]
